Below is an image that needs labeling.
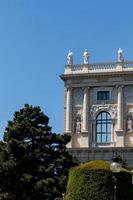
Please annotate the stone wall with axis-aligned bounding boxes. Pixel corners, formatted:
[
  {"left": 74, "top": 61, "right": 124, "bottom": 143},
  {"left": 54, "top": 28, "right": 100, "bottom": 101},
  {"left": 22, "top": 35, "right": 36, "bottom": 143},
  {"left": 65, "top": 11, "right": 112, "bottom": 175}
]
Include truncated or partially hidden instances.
[{"left": 68, "top": 147, "right": 133, "bottom": 167}]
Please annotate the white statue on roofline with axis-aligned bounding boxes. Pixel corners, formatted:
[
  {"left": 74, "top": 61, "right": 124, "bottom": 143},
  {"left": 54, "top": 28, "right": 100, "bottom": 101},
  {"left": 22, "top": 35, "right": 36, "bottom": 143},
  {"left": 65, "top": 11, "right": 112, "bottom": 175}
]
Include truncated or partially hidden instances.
[
  {"left": 67, "top": 50, "right": 73, "bottom": 65},
  {"left": 118, "top": 48, "right": 124, "bottom": 62},
  {"left": 83, "top": 49, "right": 90, "bottom": 64}
]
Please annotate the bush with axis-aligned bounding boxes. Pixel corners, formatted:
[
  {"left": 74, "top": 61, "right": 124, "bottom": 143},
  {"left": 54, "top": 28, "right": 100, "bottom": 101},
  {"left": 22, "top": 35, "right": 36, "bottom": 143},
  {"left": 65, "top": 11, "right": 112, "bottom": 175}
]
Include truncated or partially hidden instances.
[{"left": 65, "top": 160, "right": 133, "bottom": 200}]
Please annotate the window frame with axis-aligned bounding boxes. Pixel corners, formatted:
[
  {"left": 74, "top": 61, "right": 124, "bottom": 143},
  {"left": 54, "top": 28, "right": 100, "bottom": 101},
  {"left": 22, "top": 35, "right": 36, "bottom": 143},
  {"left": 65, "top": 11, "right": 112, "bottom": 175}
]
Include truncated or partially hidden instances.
[
  {"left": 96, "top": 111, "right": 112, "bottom": 143},
  {"left": 97, "top": 91, "right": 110, "bottom": 101}
]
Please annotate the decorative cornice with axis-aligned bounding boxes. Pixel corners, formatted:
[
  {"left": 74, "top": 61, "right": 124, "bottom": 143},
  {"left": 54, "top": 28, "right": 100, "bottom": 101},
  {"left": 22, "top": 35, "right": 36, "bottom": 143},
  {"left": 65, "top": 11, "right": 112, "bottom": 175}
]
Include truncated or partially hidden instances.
[{"left": 60, "top": 70, "right": 133, "bottom": 81}]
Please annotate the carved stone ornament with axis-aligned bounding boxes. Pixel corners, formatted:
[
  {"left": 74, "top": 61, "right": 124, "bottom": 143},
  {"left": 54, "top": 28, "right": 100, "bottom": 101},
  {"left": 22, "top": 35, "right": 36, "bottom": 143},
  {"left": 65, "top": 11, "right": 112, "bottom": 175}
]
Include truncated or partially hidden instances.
[
  {"left": 90, "top": 105, "right": 117, "bottom": 119},
  {"left": 127, "top": 105, "right": 133, "bottom": 114}
]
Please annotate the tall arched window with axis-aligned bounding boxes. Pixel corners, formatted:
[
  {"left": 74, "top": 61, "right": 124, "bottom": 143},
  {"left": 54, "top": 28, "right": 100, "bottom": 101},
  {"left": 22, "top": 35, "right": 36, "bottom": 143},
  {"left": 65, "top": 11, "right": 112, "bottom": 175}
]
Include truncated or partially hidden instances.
[{"left": 96, "top": 111, "right": 111, "bottom": 143}]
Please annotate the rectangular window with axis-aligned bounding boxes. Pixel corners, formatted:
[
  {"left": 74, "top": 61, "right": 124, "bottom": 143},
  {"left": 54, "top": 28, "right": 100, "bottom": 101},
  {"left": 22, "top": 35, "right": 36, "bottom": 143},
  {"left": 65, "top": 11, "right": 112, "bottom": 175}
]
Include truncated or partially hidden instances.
[{"left": 97, "top": 91, "right": 110, "bottom": 100}]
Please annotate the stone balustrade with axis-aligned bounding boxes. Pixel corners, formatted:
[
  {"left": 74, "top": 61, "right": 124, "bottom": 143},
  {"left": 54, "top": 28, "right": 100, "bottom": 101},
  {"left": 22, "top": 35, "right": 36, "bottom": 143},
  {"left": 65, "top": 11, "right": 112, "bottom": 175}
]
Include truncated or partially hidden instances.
[{"left": 64, "top": 61, "right": 133, "bottom": 74}]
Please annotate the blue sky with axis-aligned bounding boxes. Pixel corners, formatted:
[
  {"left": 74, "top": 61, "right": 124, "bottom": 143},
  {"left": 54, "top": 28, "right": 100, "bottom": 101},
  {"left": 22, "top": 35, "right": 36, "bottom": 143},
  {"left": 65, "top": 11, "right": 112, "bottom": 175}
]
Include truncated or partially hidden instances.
[{"left": 0, "top": 0, "right": 133, "bottom": 139}]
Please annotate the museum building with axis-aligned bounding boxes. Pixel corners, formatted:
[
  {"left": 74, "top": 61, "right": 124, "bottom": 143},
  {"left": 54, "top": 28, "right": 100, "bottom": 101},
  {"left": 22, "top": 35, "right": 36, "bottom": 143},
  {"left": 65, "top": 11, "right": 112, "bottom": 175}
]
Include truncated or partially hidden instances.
[{"left": 60, "top": 49, "right": 133, "bottom": 166}]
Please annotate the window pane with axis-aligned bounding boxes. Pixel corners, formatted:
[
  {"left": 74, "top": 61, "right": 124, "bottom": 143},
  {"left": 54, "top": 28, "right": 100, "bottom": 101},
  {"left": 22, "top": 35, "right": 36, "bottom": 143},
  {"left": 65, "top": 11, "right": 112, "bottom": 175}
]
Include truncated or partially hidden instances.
[
  {"left": 97, "top": 124, "right": 101, "bottom": 132},
  {"left": 102, "top": 134, "right": 106, "bottom": 142},
  {"left": 102, "top": 112, "right": 106, "bottom": 120},
  {"left": 97, "top": 91, "right": 110, "bottom": 100},
  {"left": 97, "top": 134, "right": 101, "bottom": 142},
  {"left": 107, "top": 124, "right": 111, "bottom": 132},
  {"left": 107, "top": 113, "right": 111, "bottom": 120},
  {"left": 107, "top": 134, "right": 111, "bottom": 142},
  {"left": 102, "top": 123, "right": 106, "bottom": 132},
  {"left": 97, "top": 113, "right": 101, "bottom": 120},
  {"left": 106, "top": 92, "right": 109, "bottom": 100},
  {"left": 96, "top": 111, "right": 112, "bottom": 143}
]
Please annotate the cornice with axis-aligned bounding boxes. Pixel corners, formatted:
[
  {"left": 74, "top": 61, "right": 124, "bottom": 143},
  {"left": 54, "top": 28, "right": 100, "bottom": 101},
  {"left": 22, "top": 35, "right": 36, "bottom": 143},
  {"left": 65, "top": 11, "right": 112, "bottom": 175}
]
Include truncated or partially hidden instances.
[{"left": 60, "top": 70, "right": 133, "bottom": 81}]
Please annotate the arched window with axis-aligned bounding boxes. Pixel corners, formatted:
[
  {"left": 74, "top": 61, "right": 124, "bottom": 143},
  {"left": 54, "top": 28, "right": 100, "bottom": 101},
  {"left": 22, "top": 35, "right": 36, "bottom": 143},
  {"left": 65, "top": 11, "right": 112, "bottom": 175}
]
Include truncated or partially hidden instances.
[{"left": 96, "top": 111, "right": 112, "bottom": 143}]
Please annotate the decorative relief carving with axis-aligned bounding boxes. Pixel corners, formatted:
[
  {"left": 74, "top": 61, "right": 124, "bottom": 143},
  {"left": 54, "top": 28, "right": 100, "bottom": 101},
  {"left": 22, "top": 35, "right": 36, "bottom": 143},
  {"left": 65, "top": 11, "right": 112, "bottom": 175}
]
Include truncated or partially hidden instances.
[
  {"left": 127, "top": 105, "right": 133, "bottom": 114},
  {"left": 90, "top": 104, "right": 117, "bottom": 119},
  {"left": 73, "top": 88, "right": 83, "bottom": 106}
]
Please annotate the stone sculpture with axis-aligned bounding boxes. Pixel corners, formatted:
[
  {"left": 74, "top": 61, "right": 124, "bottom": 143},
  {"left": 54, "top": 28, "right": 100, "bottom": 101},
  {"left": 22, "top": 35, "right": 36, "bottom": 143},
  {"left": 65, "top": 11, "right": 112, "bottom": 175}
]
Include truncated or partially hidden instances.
[
  {"left": 127, "top": 117, "right": 133, "bottom": 132},
  {"left": 118, "top": 48, "right": 124, "bottom": 62},
  {"left": 67, "top": 50, "right": 73, "bottom": 65},
  {"left": 75, "top": 118, "right": 81, "bottom": 133},
  {"left": 83, "top": 49, "right": 89, "bottom": 64}
]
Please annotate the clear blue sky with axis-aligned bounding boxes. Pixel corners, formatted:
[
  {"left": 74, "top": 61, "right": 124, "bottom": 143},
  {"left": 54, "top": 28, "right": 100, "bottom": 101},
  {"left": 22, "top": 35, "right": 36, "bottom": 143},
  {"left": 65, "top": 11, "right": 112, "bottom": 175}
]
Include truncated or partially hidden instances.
[{"left": 0, "top": 0, "right": 133, "bottom": 139}]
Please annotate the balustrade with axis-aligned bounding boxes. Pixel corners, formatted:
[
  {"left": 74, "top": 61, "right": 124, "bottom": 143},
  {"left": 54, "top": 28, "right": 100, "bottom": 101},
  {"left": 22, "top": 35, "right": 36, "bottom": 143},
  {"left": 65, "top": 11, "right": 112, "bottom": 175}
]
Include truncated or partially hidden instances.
[{"left": 64, "top": 61, "right": 133, "bottom": 74}]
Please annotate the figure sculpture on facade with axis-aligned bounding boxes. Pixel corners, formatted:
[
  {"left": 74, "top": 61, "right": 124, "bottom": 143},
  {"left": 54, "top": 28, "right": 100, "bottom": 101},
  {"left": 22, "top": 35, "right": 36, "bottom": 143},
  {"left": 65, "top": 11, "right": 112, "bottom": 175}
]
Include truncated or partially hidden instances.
[
  {"left": 118, "top": 48, "right": 124, "bottom": 62},
  {"left": 83, "top": 49, "right": 89, "bottom": 64},
  {"left": 67, "top": 50, "right": 73, "bottom": 65},
  {"left": 75, "top": 118, "right": 81, "bottom": 133},
  {"left": 127, "top": 117, "right": 133, "bottom": 132}
]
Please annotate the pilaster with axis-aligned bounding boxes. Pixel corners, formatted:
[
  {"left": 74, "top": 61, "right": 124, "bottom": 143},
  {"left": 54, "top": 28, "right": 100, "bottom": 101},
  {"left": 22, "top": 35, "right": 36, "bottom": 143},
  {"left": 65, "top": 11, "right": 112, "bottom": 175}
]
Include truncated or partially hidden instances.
[
  {"left": 117, "top": 85, "right": 124, "bottom": 131},
  {"left": 116, "top": 85, "right": 124, "bottom": 146},
  {"left": 82, "top": 87, "right": 89, "bottom": 132},
  {"left": 65, "top": 87, "right": 72, "bottom": 133}
]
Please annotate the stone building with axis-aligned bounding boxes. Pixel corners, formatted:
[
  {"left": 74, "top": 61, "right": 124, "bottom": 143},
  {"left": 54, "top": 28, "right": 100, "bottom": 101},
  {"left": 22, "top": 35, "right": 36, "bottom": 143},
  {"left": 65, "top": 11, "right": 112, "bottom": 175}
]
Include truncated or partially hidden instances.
[{"left": 60, "top": 49, "right": 133, "bottom": 166}]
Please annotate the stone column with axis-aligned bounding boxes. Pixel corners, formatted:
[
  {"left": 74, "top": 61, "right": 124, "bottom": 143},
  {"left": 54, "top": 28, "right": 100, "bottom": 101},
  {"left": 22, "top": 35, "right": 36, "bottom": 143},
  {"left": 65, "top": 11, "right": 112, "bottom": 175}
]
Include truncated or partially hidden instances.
[
  {"left": 66, "top": 87, "right": 72, "bottom": 133},
  {"left": 115, "top": 85, "right": 124, "bottom": 147},
  {"left": 82, "top": 87, "right": 89, "bottom": 132},
  {"left": 117, "top": 86, "right": 123, "bottom": 130}
]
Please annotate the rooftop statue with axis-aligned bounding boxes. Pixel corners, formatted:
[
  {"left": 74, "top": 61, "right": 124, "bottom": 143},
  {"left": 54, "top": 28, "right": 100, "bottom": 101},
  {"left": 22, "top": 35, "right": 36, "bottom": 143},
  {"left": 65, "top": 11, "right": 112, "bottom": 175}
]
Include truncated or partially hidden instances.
[
  {"left": 67, "top": 50, "right": 73, "bottom": 65},
  {"left": 83, "top": 49, "right": 89, "bottom": 64},
  {"left": 118, "top": 48, "right": 124, "bottom": 62}
]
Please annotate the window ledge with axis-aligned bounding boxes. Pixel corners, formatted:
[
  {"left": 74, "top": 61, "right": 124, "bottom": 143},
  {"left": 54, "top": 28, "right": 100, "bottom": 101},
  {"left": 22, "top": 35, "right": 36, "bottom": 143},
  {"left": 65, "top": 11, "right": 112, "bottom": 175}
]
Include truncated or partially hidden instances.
[{"left": 96, "top": 142, "right": 115, "bottom": 147}]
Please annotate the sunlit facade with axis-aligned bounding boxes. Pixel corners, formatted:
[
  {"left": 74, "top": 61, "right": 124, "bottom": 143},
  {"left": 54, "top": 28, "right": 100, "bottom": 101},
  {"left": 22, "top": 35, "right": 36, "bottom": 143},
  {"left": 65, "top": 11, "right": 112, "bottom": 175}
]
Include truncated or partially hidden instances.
[{"left": 60, "top": 49, "right": 133, "bottom": 166}]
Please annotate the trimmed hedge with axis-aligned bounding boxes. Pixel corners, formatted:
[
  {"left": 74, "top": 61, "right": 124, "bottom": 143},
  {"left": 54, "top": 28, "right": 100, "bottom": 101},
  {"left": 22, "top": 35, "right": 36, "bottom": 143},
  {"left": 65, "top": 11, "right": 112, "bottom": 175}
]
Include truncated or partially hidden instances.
[{"left": 65, "top": 160, "right": 133, "bottom": 200}]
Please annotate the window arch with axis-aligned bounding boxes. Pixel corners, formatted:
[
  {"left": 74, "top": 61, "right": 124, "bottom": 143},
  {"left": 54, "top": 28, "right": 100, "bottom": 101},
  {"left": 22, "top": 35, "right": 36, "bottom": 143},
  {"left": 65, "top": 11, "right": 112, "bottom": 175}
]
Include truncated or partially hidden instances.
[{"left": 96, "top": 111, "right": 112, "bottom": 143}]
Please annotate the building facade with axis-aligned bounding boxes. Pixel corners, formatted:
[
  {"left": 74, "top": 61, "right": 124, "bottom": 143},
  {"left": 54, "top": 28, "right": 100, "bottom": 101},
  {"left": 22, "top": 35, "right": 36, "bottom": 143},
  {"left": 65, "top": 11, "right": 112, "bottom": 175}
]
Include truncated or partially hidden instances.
[{"left": 60, "top": 49, "right": 133, "bottom": 166}]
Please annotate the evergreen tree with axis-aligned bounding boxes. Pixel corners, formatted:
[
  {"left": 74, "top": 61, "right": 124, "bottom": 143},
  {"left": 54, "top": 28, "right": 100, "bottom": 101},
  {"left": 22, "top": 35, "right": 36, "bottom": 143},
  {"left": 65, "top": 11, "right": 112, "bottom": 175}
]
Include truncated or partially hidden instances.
[{"left": 0, "top": 104, "right": 77, "bottom": 200}]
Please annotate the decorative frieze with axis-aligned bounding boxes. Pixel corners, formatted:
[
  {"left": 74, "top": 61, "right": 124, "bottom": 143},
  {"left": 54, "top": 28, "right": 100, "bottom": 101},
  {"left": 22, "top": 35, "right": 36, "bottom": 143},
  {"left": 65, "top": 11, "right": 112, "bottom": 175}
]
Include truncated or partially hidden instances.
[{"left": 90, "top": 104, "right": 117, "bottom": 119}]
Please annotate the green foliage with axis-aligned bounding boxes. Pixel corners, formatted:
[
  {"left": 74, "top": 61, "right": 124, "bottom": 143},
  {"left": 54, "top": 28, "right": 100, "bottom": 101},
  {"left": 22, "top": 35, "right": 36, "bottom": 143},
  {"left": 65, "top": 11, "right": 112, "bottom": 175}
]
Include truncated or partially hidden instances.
[
  {"left": 65, "top": 160, "right": 133, "bottom": 200},
  {"left": 0, "top": 104, "right": 77, "bottom": 200}
]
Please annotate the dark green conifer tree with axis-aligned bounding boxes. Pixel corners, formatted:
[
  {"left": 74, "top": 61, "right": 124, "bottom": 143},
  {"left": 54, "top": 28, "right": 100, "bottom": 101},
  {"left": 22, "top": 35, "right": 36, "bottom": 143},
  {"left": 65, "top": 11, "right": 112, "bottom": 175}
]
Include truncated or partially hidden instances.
[{"left": 0, "top": 104, "right": 77, "bottom": 200}]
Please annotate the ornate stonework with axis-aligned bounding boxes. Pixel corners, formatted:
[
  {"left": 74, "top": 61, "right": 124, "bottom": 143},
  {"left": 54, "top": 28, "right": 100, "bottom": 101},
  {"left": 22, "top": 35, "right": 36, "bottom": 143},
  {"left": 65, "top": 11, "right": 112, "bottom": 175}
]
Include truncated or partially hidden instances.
[
  {"left": 90, "top": 104, "right": 117, "bottom": 119},
  {"left": 61, "top": 50, "right": 133, "bottom": 165}
]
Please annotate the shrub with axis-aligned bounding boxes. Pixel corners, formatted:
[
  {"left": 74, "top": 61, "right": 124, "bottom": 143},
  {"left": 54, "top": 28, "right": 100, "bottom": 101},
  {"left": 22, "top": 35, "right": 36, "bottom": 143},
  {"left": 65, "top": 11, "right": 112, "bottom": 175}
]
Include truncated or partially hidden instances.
[{"left": 65, "top": 160, "right": 133, "bottom": 200}]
